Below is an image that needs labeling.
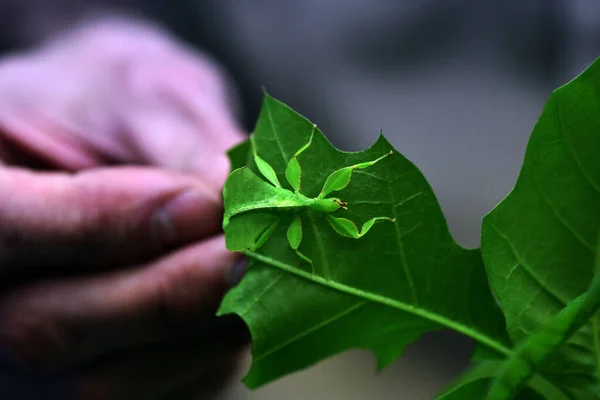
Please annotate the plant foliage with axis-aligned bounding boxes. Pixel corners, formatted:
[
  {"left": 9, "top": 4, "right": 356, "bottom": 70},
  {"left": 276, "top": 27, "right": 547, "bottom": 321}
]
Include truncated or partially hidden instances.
[{"left": 218, "top": 57, "right": 600, "bottom": 399}]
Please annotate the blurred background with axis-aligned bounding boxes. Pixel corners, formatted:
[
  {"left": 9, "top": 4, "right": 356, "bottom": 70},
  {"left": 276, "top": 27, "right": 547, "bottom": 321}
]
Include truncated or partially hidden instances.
[{"left": 2, "top": 1, "right": 600, "bottom": 399}]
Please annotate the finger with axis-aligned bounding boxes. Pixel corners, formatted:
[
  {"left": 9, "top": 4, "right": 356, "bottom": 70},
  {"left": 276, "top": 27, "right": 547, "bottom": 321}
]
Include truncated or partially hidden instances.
[
  {"left": 118, "top": 98, "right": 244, "bottom": 192},
  {"left": 119, "top": 42, "right": 245, "bottom": 153},
  {"left": 155, "top": 56, "right": 245, "bottom": 152},
  {"left": 0, "top": 166, "right": 222, "bottom": 278},
  {"left": 0, "top": 108, "right": 101, "bottom": 170},
  {"left": 0, "top": 236, "right": 247, "bottom": 368},
  {"left": 116, "top": 59, "right": 245, "bottom": 190}
]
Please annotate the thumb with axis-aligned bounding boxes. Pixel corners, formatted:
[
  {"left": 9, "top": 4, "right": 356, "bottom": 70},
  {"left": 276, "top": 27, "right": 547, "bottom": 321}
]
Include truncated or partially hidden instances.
[{"left": 0, "top": 166, "right": 223, "bottom": 279}]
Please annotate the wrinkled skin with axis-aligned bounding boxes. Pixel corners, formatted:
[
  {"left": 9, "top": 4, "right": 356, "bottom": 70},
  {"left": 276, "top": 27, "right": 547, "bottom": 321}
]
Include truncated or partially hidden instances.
[{"left": 0, "top": 19, "right": 248, "bottom": 399}]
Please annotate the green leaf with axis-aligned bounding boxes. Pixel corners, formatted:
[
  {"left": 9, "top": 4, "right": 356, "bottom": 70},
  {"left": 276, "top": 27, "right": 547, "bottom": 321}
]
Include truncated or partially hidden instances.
[
  {"left": 481, "top": 57, "right": 600, "bottom": 392},
  {"left": 487, "top": 239, "right": 600, "bottom": 400},
  {"left": 218, "top": 93, "right": 509, "bottom": 388},
  {"left": 436, "top": 361, "right": 571, "bottom": 400}
]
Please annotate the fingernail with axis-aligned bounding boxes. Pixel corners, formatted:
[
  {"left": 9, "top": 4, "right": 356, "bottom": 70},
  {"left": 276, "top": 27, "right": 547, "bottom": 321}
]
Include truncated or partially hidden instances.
[
  {"left": 228, "top": 257, "right": 247, "bottom": 288},
  {"left": 152, "top": 188, "right": 220, "bottom": 245}
]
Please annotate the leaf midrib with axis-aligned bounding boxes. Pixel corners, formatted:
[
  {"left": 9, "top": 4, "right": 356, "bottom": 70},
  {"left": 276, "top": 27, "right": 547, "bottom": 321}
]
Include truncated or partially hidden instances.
[{"left": 244, "top": 250, "right": 512, "bottom": 357}]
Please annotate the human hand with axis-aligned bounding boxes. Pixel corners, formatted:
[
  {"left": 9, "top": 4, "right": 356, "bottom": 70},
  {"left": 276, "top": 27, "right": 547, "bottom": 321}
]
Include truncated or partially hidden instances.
[{"left": 0, "top": 18, "right": 247, "bottom": 399}]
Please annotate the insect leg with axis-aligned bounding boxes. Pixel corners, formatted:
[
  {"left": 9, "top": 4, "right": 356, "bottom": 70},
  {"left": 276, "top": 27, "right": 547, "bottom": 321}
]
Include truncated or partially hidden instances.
[
  {"left": 287, "top": 216, "right": 314, "bottom": 275},
  {"left": 251, "top": 133, "right": 282, "bottom": 188},
  {"left": 318, "top": 150, "right": 393, "bottom": 198},
  {"left": 349, "top": 150, "right": 393, "bottom": 171},
  {"left": 327, "top": 215, "right": 395, "bottom": 239},
  {"left": 249, "top": 220, "right": 280, "bottom": 251},
  {"left": 285, "top": 125, "right": 316, "bottom": 192}
]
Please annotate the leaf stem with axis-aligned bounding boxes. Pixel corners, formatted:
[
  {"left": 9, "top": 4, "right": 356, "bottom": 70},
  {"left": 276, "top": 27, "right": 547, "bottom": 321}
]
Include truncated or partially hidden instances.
[{"left": 245, "top": 250, "right": 512, "bottom": 357}]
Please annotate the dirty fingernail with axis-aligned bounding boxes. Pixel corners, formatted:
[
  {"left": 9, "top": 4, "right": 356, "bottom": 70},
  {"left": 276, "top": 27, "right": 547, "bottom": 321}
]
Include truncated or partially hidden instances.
[{"left": 153, "top": 188, "right": 220, "bottom": 245}]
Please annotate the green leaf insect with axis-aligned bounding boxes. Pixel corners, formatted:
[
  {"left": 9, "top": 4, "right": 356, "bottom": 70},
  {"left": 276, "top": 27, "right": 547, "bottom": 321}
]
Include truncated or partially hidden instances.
[{"left": 222, "top": 126, "right": 394, "bottom": 273}]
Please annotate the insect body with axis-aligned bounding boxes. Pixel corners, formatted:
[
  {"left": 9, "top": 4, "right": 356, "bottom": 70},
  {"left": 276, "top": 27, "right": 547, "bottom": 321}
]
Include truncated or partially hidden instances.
[{"left": 223, "top": 127, "right": 394, "bottom": 274}]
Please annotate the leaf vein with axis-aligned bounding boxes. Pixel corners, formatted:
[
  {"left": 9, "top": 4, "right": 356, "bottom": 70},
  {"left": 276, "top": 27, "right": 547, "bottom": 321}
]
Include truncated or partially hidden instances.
[
  {"left": 394, "top": 191, "right": 425, "bottom": 209},
  {"left": 531, "top": 162, "right": 595, "bottom": 251},
  {"left": 489, "top": 223, "right": 569, "bottom": 306},
  {"left": 264, "top": 98, "right": 290, "bottom": 162},
  {"left": 388, "top": 185, "right": 419, "bottom": 306},
  {"left": 555, "top": 93, "right": 600, "bottom": 195},
  {"left": 239, "top": 273, "right": 284, "bottom": 317},
  {"left": 354, "top": 170, "right": 410, "bottom": 184},
  {"left": 244, "top": 251, "right": 512, "bottom": 357},
  {"left": 254, "top": 301, "right": 368, "bottom": 362},
  {"left": 309, "top": 214, "right": 331, "bottom": 279}
]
